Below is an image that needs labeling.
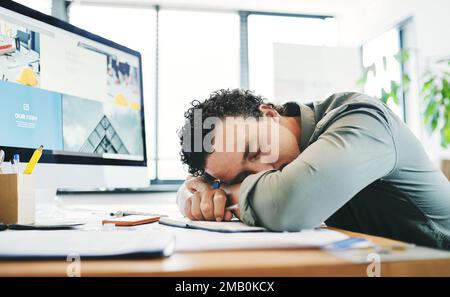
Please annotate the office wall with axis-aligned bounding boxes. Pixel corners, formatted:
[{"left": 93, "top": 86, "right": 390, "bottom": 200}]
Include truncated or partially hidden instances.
[
  {"left": 338, "top": 0, "right": 450, "bottom": 55},
  {"left": 338, "top": 0, "right": 450, "bottom": 163},
  {"left": 273, "top": 44, "right": 361, "bottom": 103},
  {"left": 77, "top": 0, "right": 363, "bottom": 16},
  {"left": 78, "top": 0, "right": 449, "bottom": 163}
]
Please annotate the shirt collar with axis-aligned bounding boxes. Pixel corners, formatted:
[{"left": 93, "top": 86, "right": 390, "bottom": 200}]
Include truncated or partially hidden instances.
[{"left": 298, "top": 103, "right": 316, "bottom": 151}]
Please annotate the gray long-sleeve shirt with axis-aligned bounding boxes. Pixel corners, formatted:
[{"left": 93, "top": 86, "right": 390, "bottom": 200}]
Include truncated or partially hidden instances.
[{"left": 238, "top": 92, "right": 450, "bottom": 249}]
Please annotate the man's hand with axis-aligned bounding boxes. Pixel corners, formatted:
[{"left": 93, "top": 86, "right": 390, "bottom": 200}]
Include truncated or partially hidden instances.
[{"left": 177, "top": 176, "right": 234, "bottom": 222}]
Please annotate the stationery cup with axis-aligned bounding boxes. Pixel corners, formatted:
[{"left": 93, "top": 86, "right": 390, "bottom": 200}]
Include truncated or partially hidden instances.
[{"left": 0, "top": 173, "right": 35, "bottom": 224}]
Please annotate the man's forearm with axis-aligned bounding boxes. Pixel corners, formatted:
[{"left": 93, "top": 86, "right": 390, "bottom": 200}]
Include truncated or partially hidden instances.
[{"left": 238, "top": 113, "right": 397, "bottom": 231}]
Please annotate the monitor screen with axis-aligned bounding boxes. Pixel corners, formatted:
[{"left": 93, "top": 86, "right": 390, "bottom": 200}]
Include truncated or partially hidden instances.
[{"left": 0, "top": 1, "right": 147, "bottom": 167}]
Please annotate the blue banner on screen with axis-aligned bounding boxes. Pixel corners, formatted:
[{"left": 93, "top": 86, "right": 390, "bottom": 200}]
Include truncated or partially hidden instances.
[{"left": 0, "top": 80, "right": 63, "bottom": 150}]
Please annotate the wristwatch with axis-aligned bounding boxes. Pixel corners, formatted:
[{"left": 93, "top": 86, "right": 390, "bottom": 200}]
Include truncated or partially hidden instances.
[{"left": 212, "top": 179, "right": 222, "bottom": 189}]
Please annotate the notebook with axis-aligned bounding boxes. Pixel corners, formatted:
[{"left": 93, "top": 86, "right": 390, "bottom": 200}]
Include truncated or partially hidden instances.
[
  {"left": 0, "top": 230, "right": 175, "bottom": 259},
  {"left": 159, "top": 217, "right": 266, "bottom": 233}
]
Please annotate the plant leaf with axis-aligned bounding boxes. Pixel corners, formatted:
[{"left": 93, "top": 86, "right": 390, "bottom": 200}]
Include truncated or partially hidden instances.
[
  {"left": 394, "top": 49, "right": 410, "bottom": 64},
  {"left": 402, "top": 74, "right": 411, "bottom": 90},
  {"left": 421, "top": 78, "right": 434, "bottom": 94},
  {"left": 442, "top": 79, "right": 450, "bottom": 100},
  {"left": 424, "top": 99, "right": 436, "bottom": 122},
  {"left": 381, "top": 88, "right": 390, "bottom": 104},
  {"left": 392, "top": 93, "right": 399, "bottom": 105},
  {"left": 443, "top": 121, "right": 450, "bottom": 147},
  {"left": 431, "top": 109, "right": 440, "bottom": 132},
  {"left": 390, "top": 80, "right": 399, "bottom": 94}
]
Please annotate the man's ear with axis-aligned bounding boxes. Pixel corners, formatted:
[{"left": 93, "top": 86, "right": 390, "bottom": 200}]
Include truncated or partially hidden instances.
[{"left": 259, "top": 104, "right": 280, "bottom": 118}]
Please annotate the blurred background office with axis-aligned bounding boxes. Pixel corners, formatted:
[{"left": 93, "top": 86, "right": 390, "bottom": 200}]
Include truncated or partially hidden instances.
[{"left": 14, "top": 0, "right": 450, "bottom": 184}]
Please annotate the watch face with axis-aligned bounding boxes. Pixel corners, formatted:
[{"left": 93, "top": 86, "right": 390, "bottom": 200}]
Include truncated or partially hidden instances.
[{"left": 212, "top": 179, "right": 222, "bottom": 189}]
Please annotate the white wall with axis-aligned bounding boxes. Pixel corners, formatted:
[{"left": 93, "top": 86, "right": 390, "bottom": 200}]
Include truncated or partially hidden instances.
[
  {"left": 273, "top": 43, "right": 361, "bottom": 103},
  {"left": 338, "top": 0, "right": 450, "bottom": 53},
  {"left": 338, "top": 0, "right": 450, "bottom": 163},
  {"left": 77, "top": 0, "right": 449, "bottom": 162},
  {"left": 74, "top": 0, "right": 364, "bottom": 15}
]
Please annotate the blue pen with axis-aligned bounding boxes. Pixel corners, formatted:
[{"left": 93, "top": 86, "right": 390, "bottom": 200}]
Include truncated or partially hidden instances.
[
  {"left": 212, "top": 179, "right": 239, "bottom": 211},
  {"left": 322, "top": 237, "right": 369, "bottom": 250},
  {"left": 12, "top": 154, "right": 20, "bottom": 174},
  {"left": 212, "top": 179, "right": 221, "bottom": 189}
]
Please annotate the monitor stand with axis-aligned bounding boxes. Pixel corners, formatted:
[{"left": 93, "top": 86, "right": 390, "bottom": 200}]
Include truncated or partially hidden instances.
[
  {"left": 35, "top": 188, "right": 59, "bottom": 223},
  {"left": 35, "top": 188, "right": 57, "bottom": 207}
]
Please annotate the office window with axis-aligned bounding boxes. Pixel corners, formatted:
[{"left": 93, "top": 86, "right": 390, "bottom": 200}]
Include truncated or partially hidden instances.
[
  {"left": 248, "top": 14, "right": 337, "bottom": 100},
  {"left": 68, "top": 4, "right": 157, "bottom": 179},
  {"left": 362, "top": 29, "right": 403, "bottom": 119},
  {"left": 157, "top": 10, "right": 239, "bottom": 180},
  {"left": 14, "top": 0, "right": 52, "bottom": 15}
]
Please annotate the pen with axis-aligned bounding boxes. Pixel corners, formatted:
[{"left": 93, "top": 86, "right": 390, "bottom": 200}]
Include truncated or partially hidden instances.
[
  {"left": 23, "top": 145, "right": 43, "bottom": 175},
  {"left": 12, "top": 154, "right": 20, "bottom": 174},
  {"left": 0, "top": 149, "right": 5, "bottom": 173},
  {"left": 212, "top": 179, "right": 240, "bottom": 211},
  {"left": 212, "top": 179, "right": 221, "bottom": 189},
  {"left": 110, "top": 210, "right": 168, "bottom": 218},
  {"left": 226, "top": 204, "right": 239, "bottom": 211}
]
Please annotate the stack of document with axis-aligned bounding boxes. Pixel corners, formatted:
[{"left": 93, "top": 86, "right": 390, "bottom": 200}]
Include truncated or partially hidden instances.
[
  {"left": 0, "top": 230, "right": 175, "bottom": 259},
  {"left": 155, "top": 217, "right": 352, "bottom": 252},
  {"left": 165, "top": 228, "right": 351, "bottom": 252}
]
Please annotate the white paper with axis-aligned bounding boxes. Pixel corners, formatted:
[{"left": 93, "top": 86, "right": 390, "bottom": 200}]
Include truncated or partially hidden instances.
[
  {"left": 0, "top": 229, "right": 175, "bottom": 258},
  {"left": 150, "top": 223, "right": 349, "bottom": 252}
]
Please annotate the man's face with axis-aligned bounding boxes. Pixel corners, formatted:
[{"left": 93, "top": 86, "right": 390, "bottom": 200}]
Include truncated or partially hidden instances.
[{"left": 204, "top": 113, "right": 300, "bottom": 185}]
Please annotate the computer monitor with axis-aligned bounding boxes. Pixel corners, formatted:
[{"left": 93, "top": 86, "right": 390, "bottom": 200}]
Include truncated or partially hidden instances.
[{"left": 0, "top": 1, "right": 149, "bottom": 190}]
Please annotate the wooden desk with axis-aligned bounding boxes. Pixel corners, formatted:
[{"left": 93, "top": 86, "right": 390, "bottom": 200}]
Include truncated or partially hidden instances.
[{"left": 1, "top": 228, "right": 449, "bottom": 277}]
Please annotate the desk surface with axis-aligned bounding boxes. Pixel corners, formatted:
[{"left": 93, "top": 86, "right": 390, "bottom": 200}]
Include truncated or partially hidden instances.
[
  {"left": 1, "top": 193, "right": 450, "bottom": 277},
  {"left": 1, "top": 228, "right": 450, "bottom": 277}
]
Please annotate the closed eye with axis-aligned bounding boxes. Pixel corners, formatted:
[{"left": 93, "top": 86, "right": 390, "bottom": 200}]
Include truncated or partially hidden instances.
[
  {"left": 247, "top": 148, "right": 261, "bottom": 162},
  {"left": 224, "top": 171, "right": 251, "bottom": 185}
]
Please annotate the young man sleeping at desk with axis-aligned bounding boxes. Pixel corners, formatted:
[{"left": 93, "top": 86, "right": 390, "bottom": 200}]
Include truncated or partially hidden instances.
[{"left": 176, "top": 89, "right": 450, "bottom": 250}]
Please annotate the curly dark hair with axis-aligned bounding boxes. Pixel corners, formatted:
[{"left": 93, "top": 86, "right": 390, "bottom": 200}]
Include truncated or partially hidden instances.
[{"left": 178, "top": 89, "right": 286, "bottom": 177}]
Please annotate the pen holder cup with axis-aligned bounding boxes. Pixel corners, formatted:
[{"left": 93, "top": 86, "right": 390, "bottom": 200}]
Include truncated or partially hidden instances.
[{"left": 0, "top": 173, "right": 35, "bottom": 224}]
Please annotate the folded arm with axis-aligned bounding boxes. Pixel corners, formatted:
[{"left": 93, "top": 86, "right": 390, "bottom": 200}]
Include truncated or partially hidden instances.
[
  {"left": 176, "top": 176, "right": 238, "bottom": 221},
  {"left": 238, "top": 112, "right": 397, "bottom": 231}
]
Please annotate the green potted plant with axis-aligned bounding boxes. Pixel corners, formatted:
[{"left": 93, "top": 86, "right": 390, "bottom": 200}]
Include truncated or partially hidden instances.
[
  {"left": 358, "top": 50, "right": 449, "bottom": 149},
  {"left": 358, "top": 52, "right": 450, "bottom": 178},
  {"left": 422, "top": 58, "right": 450, "bottom": 179},
  {"left": 357, "top": 49, "right": 411, "bottom": 107},
  {"left": 421, "top": 58, "right": 450, "bottom": 149}
]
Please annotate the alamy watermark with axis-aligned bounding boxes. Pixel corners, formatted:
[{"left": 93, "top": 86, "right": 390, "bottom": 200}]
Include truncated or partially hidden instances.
[
  {"left": 66, "top": 253, "right": 81, "bottom": 277},
  {"left": 182, "top": 109, "right": 280, "bottom": 163},
  {"left": 366, "top": 253, "right": 381, "bottom": 277}
]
